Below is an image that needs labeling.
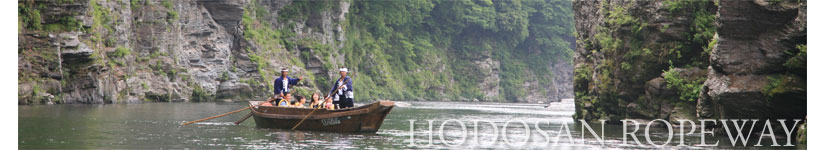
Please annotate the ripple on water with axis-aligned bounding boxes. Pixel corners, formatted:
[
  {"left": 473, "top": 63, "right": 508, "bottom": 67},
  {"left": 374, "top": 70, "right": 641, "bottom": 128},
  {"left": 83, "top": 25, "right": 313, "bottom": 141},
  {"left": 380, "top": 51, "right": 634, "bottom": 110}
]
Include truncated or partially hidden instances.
[
  {"left": 18, "top": 99, "right": 782, "bottom": 149},
  {"left": 193, "top": 122, "right": 237, "bottom": 126}
]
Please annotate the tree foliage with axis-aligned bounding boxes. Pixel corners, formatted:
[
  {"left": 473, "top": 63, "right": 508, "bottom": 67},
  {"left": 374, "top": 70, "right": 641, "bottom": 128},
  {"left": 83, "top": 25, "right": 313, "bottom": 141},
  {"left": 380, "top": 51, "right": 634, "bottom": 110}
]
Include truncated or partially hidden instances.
[{"left": 338, "top": 0, "right": 575, "bottom": 101}]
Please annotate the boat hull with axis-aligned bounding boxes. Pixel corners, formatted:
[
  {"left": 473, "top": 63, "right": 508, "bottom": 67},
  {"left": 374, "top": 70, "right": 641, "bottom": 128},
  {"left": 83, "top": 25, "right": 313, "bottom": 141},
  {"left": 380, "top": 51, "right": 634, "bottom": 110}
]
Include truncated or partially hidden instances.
[{"left": 249, "top": 101, "right": 394, "bottom": 133}]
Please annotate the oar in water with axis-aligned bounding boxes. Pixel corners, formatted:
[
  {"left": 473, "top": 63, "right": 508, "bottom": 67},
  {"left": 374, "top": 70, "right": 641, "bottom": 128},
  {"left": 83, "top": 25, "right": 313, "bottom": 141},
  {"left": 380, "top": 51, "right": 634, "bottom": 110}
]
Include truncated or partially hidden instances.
[
  {"left": 182, "top": 106, "right": 251, "bottom": 125},
  {"left": 186, "top": 97, "right": 278, "bottom": 126},
  {"left": 234, "top": 98, "right": 279, "bottom": 125},
  {"left": 291, "top": 107, "right": 320, "bottom": 130},
  {"left": 234, "top": 112, "right": 253, "bottom": 125}
]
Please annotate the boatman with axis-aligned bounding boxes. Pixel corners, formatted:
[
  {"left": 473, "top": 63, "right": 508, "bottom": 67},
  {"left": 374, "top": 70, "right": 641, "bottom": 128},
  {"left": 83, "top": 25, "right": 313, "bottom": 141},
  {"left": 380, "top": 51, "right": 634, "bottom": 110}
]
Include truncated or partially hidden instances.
[
  {"left": 273, "top": 68, "right": 303, "bottom": 101},
  {"left": 329, "top": 67, "right": 354, "bottom": 108}
]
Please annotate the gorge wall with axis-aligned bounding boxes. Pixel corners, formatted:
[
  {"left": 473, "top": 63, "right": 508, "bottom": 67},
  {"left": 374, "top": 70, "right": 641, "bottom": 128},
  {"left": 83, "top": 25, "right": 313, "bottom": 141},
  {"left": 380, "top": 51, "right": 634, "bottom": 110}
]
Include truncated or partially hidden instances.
[
  {"left": 573, "top": 0, "right": 806, "bottom": 141},
  {"left": 574, "top": 0, "right": 718, "bottom": 123},
  {"left": 18, "top": 0, "right": 576, "bottom": 104}
]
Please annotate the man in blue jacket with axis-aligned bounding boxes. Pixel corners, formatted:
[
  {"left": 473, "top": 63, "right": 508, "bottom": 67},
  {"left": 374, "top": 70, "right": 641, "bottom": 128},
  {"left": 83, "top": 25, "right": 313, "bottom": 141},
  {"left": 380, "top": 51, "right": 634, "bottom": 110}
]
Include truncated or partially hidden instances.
[
  {"left": 329, "top": 67, "right": 353, "bottom": 108},
  {"left": 273, "top": 68, "right": 302, "bottom": 101}
]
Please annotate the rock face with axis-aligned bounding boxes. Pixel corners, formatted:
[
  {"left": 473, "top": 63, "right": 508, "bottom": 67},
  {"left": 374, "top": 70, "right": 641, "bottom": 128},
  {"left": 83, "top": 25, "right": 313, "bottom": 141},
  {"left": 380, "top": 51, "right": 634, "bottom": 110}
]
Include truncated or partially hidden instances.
[
  {"left": 711, "top": 1, "right": 803, "bottom": 74},
  {"left": 574, "top": 0, "right": 806, "bottom": 142},
  {"left": 573, "top": 0, "right": 715, "bottom": 123},
  {"left": 634, "top": 67, "right": 705, "bottom": 124},
  {"left": 19, "top": 0, "right": 575, "bottom": 104},
  {"left": 58, "top": 32, "right": 95, "bottom": 64},
  {"left": 549, "top": 60, "right": 575, "bottom": 102},
  {"left": 698, "top": 0, "right": 806, "bottom": 120},
  {"left": 473, "top": 57, "right": 500, "bottom": 101},
  {"left": 19, "top": 0, "right": 257, "bottom": 104}
]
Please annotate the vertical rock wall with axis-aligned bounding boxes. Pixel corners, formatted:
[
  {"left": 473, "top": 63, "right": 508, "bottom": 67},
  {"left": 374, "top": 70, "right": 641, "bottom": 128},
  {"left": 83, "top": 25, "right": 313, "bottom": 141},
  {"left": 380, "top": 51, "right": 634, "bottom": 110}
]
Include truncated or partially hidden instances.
[
  {"left": 698, "top": 0, "right": 806, "bottom": 121},
  {"left": 573, "top": 0, "right": 806, "bottom": 141},
  {"left": 19, "top": 0, "right": 575, "bottom": 104}
]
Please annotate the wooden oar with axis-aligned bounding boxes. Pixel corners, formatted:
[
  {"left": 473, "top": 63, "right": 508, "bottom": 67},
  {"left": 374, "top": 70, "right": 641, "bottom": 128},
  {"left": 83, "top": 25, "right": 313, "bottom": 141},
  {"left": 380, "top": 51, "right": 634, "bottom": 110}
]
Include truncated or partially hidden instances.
[
  {"left": 234, "top": 112, "right": 254, "bottom": 125},
  {"left": 291, "top": 84, "right": 345, "bottom": 130},
  {"left": 234, "top": 89, "right": 298, "bottom": 124},
  {"left": 291, "top": 107, "right": 320, "bottom": 130},
  {"left": 235, "top": 85, "right": 335, "bottom": 126},
  {"left": 190, "top": 75, "right": 308, "bottom": 126},
  {"left": 181, "top": 106, "right": 251, "bottom": 125},
  {"left": 185, "top": 98, "right": 278, "bottom": 126}
]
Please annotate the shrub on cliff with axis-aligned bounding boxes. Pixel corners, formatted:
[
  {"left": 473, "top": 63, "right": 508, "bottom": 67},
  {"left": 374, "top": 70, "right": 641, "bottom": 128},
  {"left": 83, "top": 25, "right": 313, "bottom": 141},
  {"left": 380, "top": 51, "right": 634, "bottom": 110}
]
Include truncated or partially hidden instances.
[{"left": 663, "top": 67, "right": 705, "bottom": 101}]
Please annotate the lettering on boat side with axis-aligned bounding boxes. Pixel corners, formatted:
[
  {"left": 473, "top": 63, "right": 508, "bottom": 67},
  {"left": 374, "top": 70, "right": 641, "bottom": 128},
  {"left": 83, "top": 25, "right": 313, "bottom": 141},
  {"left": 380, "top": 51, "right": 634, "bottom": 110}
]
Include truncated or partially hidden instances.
[
  {"left": 322, "top": 116, "right": 351, "bottom": 126},
  {"left": 322, "top": 118, "right": 341, "bottom": 126}
]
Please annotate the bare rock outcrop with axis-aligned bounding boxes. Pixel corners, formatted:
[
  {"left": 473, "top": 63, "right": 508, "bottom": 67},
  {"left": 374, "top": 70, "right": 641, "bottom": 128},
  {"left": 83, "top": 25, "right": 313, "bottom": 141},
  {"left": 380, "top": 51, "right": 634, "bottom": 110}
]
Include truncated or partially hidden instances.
[
  {"left": 699, "top": 0, "right": 806, "bottom": 120},
  {"left": 573, "top": 0, "right": 715, "bottom": 123}
]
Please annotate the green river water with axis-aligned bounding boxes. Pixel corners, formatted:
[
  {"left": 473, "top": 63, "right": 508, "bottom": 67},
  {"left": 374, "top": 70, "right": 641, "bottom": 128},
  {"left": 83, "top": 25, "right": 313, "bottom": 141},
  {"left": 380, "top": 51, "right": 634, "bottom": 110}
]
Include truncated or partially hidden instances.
[{"left": 19, "top": 99, "right": 803, "bottom": 149}]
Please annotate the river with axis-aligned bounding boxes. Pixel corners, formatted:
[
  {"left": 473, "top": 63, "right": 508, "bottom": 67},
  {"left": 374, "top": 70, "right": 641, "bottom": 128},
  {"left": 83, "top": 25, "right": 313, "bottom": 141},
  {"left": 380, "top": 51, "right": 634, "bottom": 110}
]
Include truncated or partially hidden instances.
[{"left": 19, "top": 99, "right": 802, "bottom": 149}]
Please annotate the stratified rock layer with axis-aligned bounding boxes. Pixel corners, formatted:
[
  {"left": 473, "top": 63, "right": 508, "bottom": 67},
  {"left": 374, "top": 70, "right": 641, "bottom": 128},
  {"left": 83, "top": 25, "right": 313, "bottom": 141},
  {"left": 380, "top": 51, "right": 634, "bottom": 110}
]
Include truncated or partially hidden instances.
[{"left": 699, "top": 0, "right": 806, "bottom": 120}]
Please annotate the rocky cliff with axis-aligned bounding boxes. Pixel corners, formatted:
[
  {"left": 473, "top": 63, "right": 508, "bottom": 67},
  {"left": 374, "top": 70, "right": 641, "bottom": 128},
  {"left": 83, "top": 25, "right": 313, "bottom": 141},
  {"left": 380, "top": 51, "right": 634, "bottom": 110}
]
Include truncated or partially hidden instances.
[
  {"left": 698, "top": 0, "right": 806, "bottom": 121},
  {"left": 574, "top": 0, "right": 805, "bottom": 124},
  {"left": 19, "top": 0, "right": 575, "bottom": 104},
  {"left": 573, "top": 0, "right": 806, "bottom": 141},
  {"left": 573, "top": 0, "right": 716, "bottom": 123}
]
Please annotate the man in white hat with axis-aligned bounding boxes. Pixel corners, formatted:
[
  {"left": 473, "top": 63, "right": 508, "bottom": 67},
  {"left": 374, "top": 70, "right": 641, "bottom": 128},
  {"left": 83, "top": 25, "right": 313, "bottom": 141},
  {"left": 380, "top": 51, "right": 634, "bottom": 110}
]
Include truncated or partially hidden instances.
[
  {"left": 273, "top": 68, "right": 303, "bottom": 102},
  {"left": 328, "top": 67, "right": 353, "bottom": 108}
]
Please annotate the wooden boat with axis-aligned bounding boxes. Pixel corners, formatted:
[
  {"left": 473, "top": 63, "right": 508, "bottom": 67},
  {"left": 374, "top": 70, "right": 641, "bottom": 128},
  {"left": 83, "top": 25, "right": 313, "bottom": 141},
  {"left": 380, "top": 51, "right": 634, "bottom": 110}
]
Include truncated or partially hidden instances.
[{"left": 248, "top": 101, "right": 395, "bottom": 133}]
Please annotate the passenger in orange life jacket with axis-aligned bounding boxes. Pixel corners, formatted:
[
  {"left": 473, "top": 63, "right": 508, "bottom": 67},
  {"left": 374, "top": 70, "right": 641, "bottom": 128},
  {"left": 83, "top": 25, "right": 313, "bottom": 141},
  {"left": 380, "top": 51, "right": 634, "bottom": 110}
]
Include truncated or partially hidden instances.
[
  {"left": 323, "top": 95, "right": 335, "bottom": 110},
  {"left": 277, "top": 93, "right": 291, "bottom": 106}
]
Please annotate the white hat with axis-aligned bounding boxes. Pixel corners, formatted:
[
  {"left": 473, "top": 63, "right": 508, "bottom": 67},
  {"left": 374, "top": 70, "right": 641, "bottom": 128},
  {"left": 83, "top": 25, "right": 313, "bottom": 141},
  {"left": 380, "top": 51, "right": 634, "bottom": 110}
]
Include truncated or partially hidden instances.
[
  {"left": 339, "top": 67, "right": 348, "bottom": 72},
  {"left": 281, "top": 68, "right": 289, "bottom": 72}
]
